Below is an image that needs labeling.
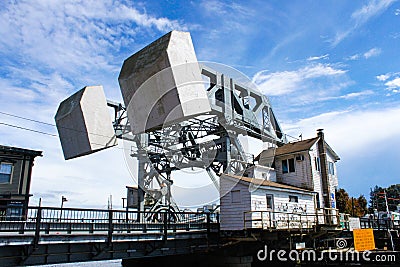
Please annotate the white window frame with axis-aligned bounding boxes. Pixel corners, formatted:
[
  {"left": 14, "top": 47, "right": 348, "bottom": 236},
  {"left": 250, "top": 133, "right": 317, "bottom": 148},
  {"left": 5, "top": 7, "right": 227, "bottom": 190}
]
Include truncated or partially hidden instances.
[
  {"left": 315, "top": 157, "right": 321, "bottom": 172},
  {"left": 328, "top": 162, "right": 335, "bottom": 175}
]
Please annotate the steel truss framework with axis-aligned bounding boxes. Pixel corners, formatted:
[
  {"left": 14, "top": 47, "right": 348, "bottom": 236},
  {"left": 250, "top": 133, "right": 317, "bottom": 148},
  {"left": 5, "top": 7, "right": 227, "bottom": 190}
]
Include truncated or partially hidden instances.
[{"left": 107, "top": 65, "right": 286, "bottom": 218}]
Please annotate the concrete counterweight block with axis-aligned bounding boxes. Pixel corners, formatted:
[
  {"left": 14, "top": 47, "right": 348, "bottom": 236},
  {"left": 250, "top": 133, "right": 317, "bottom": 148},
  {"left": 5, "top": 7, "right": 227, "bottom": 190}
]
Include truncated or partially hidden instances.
[
  {"left": 118, "top": 30, "right": 211, "bottom": 134},
  {"left": 55, "top": 85, "right": 117, "bottom": 160}
]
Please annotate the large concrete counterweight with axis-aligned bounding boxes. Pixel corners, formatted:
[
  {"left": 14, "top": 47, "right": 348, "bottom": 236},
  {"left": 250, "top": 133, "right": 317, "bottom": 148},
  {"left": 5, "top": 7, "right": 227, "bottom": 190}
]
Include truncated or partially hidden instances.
[
  {"left": 118, "top": 31, "right": 211, "bottom": 134},
  {"left": 55, "top": 86, "right": 117, "bottom": 160}
]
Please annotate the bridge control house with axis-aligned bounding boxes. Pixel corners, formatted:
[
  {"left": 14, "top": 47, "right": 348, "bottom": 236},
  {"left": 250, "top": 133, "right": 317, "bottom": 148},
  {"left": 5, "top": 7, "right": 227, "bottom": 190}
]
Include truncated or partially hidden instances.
[
  {"left": 220, "top": 129, "right": 340, "bottom": 230},
  {"left": 0, "top": 145, "right": 42, "bottom": 219}
]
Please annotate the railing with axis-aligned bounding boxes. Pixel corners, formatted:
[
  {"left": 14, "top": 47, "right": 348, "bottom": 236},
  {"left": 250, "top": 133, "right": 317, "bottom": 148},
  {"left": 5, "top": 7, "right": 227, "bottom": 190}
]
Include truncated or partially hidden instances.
[
  {"left": 359, "top": 217, "right": 400, "bottom": 230},
  {"left": 243, "top": 208, "right": 340, "bottom": 231},
  {"left": 0, "top": 206, "right": 219, "bottom": 245}
]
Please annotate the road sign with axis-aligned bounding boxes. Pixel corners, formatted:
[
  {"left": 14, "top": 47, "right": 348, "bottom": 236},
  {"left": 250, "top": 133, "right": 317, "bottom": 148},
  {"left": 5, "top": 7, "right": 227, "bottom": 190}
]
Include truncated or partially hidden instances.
[{"left": 353, "top": 228, "right": 375, "bottom": 251}]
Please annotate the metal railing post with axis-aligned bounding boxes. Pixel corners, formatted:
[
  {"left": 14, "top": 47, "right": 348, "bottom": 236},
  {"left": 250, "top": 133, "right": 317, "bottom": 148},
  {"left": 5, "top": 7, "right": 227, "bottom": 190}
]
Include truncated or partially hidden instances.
[
  {"left": 19, "top": 214, "right": 25, "bottom": 234},
  {"left": 269, "top": 211, "right": 272, "bottom": 230},
  {"left": 243, "top": 212, "right": 246, "bottom": 230},
  {"left": 33, "top": 207, "right": 42, "bottom": 246},
  {"left": 163, "top": 212, "right": 168, "bottom": 241},
  {"left": 107, "top": 210, "right": 113, "bottom": 245},
  {"left": 261, "top": 211, "right": 264, "bottom": 230},
  {"left": 206, "top": 212, "right": 211, "bottom": 236}
]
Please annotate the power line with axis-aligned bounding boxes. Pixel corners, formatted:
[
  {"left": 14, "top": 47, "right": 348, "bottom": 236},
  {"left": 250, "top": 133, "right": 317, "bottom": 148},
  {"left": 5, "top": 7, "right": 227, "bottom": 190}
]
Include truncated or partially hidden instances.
[
  {"left": 0, "top": 111, "right": 55, "bottom": 127},
  {"left": 0, "top": 120, "right": 128, "bottom": 152},
  {"left": 0, "top": 110, "right": 117, "bottom": 139},
  {"left": 0, "top": 122, "right": 57, "bottom": 137}
]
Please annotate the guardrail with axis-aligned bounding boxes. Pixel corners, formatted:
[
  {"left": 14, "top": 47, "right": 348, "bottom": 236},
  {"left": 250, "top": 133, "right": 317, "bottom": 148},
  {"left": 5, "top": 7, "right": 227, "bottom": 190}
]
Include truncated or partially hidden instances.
[
  {"left": 0, "top": 206, "right": 219, "bottom": 245},
  {"left": 359, "top": 217, "right": 400, "bottom": 230},
  {"left": 243, "top": 208, "right": 340, "bottom": 230}
]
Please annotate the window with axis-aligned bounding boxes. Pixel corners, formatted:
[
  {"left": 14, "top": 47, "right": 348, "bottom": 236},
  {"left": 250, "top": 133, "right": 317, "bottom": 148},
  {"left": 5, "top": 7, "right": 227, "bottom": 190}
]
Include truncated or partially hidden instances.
[
  {"left": 282, "top": 160, "right": 288, "bottom": 173},
  {"left": 289, "top": 195, "right": 298, "bottom": 203},
  {"left": 282, "top": 158, "right": 295, "bottom": 174},
  {"left": 231, "top": 190, "right": 241, "bottom": 203},
  {"left": 266, "top": 194, "right": 274, "bottom": 209},
  {"left": 316, "top": 193, "right": 321, "bottom": 209},
  {"left": 288, "top": 158, "right": 295, "bottom": 172},
  {"left": 0, "top": 163, "right": 13, "bottom": 183},
  {"left": 328, "top": 162, "right": 335, "bottom": 175},
  {"left": 315, "top": 157, "right": 321, "bottom": 172}
]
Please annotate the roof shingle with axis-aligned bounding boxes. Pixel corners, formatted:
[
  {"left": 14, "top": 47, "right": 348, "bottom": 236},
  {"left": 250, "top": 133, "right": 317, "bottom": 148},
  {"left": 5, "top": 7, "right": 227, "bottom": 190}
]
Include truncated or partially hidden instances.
[{"left": 221, "top": 173, "right": 314, "bottom": 193}]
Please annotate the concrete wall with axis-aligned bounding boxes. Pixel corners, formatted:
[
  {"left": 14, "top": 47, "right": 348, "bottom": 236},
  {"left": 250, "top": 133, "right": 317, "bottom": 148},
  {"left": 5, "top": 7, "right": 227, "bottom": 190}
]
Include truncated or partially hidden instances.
[
  {"left": 119, "top": 31, "right": 211, "bottom": 134},
  {"left": 55, "top": 85, "right": 117, "bottom": 160}
]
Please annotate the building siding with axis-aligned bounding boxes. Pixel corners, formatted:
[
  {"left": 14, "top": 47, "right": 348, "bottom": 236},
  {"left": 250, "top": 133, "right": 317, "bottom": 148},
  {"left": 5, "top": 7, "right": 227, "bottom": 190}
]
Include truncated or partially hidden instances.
[
  {"left": 220, "top": 177, "right": 251, "bottom": 230},
  {"left": 220, "top": 175, "right": 315, "bottom": 230},
  {"left": 275, "top": 151, "right": 313, "bottom": 190}
]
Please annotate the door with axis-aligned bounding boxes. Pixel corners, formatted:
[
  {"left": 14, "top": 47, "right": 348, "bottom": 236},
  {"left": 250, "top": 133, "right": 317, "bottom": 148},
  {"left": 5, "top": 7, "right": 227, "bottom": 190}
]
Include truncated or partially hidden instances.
[{"left": 266, "top": 194, "right": 275, "bottom": 228}]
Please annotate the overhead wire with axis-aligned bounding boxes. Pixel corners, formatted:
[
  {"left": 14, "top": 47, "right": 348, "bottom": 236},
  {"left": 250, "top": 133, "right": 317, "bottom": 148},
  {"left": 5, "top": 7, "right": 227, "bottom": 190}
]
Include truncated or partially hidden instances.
[{"left": 0, "top": 122, "right": 57, "bottom": 137}]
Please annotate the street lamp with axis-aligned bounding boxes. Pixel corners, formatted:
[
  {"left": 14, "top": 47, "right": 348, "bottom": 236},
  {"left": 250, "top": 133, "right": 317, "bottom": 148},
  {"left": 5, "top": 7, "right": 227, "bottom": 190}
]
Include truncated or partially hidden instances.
[{"left": 60, "top": 196, "right": 68, "bottom": 221}]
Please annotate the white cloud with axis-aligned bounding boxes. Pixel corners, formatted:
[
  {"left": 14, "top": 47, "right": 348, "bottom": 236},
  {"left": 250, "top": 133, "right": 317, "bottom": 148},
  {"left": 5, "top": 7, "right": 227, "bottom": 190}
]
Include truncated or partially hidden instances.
[
  {"left": 0, "top": 1, "right": 186, "bottom": 75},
  {"left": 363, "top": 47, "right": 381, "bottom": 59},
  {"left": 396, "top": 9, "right": 400, "bottom": 15},
  {"left": 307, "top": 54, "right": 329, "bottom": 61},
  {"left": 332, "top": 0, "right": 396, "bottom": 45},
  {"left": 321, "top": 90, "right": 374, "bottom": 101},
  {"left": 385, "top": 77, "right": 400, "bottom": 89},
  {"left": 0, "top": 1, "right": 189, "bottom": 208},
  {"left": 376, "top": 74, "right": 391, "bottom": 81},
  {"left": 351, "top": 0, "right": 395, "bottom": 21},
  {"left": 253, "top": 63, "right": 347, "bottom": 96},
  {"left": 376, "top": 73, "right": 400, "bottom": 93},
  {"left": 347, "top": 54, "right": 361, "bottom": 60},
  {"left": 340, "top": 90, "right": 374, "bottom": 99},
  {"left": 346, "top": 47, "right": 381, "bottom": 61},
  {"left": 283, "top": 106, "right": 400, "bottom": 157}
]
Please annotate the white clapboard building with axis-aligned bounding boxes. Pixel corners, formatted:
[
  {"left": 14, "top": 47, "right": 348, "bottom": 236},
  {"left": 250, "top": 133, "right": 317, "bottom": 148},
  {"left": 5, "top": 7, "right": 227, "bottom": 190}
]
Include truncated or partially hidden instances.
[{"left": 219, "top": 129, "right": 340, "bottom": 230}]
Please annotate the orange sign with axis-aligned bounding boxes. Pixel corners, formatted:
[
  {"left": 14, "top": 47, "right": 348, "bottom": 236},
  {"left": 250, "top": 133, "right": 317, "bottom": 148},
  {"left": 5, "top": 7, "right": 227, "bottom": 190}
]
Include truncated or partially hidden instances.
[{"left": 353, "top": 228, "right": 375, "bottom": 251}]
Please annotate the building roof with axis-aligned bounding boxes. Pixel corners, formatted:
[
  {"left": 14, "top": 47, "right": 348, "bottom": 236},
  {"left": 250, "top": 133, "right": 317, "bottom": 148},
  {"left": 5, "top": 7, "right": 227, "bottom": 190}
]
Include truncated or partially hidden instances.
[
  {"left": 255, "top": 136, "right": 340, "bottom": 161},
  {"left": 0, "top": 145, "right": 43, "bottom": 157},
  {"left": 275, "top": 137, "right": 319, "bottom": 156},
  {"left": 221, "top": 173, "right": 314, "bottom": 193},
  {"left": 325, "top": 142, "right": 340, "bottom": 161}
]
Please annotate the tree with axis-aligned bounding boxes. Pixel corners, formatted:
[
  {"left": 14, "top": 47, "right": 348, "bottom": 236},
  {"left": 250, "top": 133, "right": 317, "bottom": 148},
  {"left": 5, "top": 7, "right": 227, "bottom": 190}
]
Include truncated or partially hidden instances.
[
  {"left": 356, "top": 195, "right": 368, "bottom": 216},
  {"left": 336, "top": 188, "right": 350, "bottom": 214},
  {"left": 335, "top": 188, "right": 368, "bottom": 217},
  {"left": 369, "top": 184, "right": 400, "bottom": 212}
]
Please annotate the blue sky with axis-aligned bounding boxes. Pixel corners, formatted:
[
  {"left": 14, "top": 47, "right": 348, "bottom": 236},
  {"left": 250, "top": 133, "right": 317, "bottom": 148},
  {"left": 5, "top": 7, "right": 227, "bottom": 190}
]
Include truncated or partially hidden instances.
[{"left": 0, "top": 0, "right": 399, "bottom": 208}]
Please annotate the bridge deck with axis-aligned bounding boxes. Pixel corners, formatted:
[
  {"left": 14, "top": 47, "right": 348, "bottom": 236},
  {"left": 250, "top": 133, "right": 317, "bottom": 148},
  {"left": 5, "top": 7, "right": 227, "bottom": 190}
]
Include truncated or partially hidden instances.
[{"left": 1, "top": 207, "right": 399, "bottom": 266}]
